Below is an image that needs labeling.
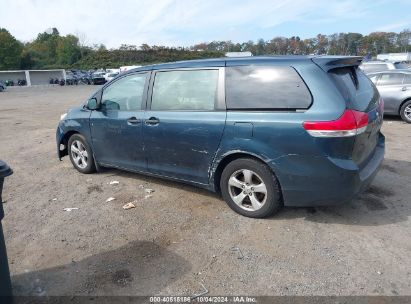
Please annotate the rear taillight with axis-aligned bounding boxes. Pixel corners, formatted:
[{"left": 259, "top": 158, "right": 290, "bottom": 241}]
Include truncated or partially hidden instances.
[{"left": 303, "top": 109, "right": 369, "bottom": 137}]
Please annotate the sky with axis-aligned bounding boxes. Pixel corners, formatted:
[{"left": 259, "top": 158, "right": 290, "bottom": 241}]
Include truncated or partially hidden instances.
[{"left": 1, "top": 0, "right": 410, "bottom": 48}]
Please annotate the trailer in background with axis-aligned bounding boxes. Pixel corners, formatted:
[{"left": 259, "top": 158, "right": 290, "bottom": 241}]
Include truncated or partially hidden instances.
[
  {"left": 225, "top": 51, "right": 253, "bottom": 57},
  {"left": 377, "top": 52, "right": 411, "bottom": 62},
  {"left": 0, "top": 69, "right": 66, "bottom": 86}
]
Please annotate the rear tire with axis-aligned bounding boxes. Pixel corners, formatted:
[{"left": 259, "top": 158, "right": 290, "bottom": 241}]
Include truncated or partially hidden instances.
[
  {"left": 68, "top": 134, "right": 96, "bottom": 174},
  {"left": 220, "top": 158, "right": 282, "bottom": 218},
  {"left": 400, "top": 100, "right": 411, "bottom": 123}
]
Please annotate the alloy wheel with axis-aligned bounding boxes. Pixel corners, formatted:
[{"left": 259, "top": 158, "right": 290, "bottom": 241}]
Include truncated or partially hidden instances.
[
  {"left": 70, "top": 140, "right": 88, "bottom": 169},
  {"left": 405, "top": 105, "right": 411, "bottom": 120},
  {"left": 228, "top": 169, "right": 268, "bottom": 211}
]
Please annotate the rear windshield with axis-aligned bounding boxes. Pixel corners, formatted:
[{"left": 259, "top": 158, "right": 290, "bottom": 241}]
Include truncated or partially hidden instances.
[{"left": 330, "top": 67, "right": 379, "bottom": 112}]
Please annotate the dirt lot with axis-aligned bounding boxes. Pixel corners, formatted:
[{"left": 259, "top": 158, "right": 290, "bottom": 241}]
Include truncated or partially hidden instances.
[{"left": 0, "top": 85, "right": 410, "bottom": 297}]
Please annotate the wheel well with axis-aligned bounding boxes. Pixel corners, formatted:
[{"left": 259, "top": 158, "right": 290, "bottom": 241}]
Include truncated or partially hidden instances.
[
  {"left": 59, "top": 131, "right": 79, "bottom": 158},
  {"left": 399, "top": 98, "right": 411, "bottom": 115},
  {"left": 213, "top": 153, "right": 282, "bottom": 196}
]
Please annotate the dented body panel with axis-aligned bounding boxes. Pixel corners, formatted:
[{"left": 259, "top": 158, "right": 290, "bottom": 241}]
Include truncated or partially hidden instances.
[
  {"left": 56, "top": 107, "right": 92, "bottom": 159},
  {"left": 143, "top": 110, "right": 226, "bottom": 184},
  {"left": 208, "top": 109, "right": 385, "bottom": 206}
]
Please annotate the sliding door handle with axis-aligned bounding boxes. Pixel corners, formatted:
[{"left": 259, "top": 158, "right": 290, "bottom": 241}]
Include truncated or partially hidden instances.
[
  {"left": 145, "top": 117, "right": 160, "bottom": 125},
  {"left": 127, "top": 117, "right": 141, "bottom": 125}
]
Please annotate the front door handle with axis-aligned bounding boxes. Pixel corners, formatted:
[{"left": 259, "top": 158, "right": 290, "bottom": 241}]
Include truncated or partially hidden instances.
[
  {"left": 145, "top": 117, "right": 160, "bottom": 125},
  {"left": 402, "top": 86, "right": 408, "bottom": 91},
  {"left": 127, "top": 117, "right": 141, "bottom": 125}
]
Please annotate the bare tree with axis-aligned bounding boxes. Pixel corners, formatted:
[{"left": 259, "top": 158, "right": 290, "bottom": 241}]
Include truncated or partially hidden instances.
[{"left": 75, "top": 31, "right": 88, "bottom": 58}]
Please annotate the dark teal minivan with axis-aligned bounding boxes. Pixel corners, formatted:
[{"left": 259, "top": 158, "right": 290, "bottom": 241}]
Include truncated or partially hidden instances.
[{"left": 56, "top": 56, "right": 385, "bottom": 218}]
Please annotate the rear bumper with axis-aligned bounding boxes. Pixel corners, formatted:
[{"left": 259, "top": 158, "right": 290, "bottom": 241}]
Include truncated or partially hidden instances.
[{"left": 278, "top": 133, "right": 385, "bottom": 207}]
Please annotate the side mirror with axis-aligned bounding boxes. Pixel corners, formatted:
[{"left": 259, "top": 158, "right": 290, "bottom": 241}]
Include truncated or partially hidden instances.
[{"left": 86, "top": 98, "right": 98, "bottom": 110}]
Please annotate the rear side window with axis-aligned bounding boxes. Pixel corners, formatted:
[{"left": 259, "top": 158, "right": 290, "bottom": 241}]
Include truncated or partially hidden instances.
[
  {"left": 377, "top": 73, "right": 404, "bottom": 86},
  {"left": 151, "top": 70, "right": 218, "bottom": 111},
  {"left": 330, "top": 67, "right": 379, "bottom": 112},
  {"left": 225, "top": 66, "right": 312, "bottom": 110}
]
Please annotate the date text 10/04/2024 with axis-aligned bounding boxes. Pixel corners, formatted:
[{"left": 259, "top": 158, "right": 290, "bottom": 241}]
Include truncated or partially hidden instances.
[{"left": 149, "top": 296, "right": 257, "bottom": 303}]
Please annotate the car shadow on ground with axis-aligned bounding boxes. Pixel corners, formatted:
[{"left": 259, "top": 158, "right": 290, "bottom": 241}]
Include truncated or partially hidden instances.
[
  {"left": 11, "top": 240, "right": 191, "bottom": 296},
  {"left": 99, "top": 167, "right": 222, "bottom": 200},
  {"left": 383, "top": 115, "right": 405, "bottom": 123},
  {"left": 95, "top": 158, "right": 410, "bottom": 227}
]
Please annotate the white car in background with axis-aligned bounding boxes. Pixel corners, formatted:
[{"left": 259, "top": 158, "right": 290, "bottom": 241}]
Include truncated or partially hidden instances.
[
  {"left": 360, "top": 61, "right": 409, "bottom": 74},
  {"left": 119, "top": 65, "right": 141, "bottom": 73},
  {"left": 104, "top": 72, "right": 119, "bottom": 82}
]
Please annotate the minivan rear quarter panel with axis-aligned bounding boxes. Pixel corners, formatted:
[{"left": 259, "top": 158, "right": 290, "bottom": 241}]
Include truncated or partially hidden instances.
[{"left": 212, "top": 60, "right": 367, "bottom": 206}]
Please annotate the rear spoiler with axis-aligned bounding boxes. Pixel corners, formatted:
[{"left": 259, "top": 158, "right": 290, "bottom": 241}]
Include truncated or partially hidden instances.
[{"left": 311, "top": 56, "right": 363, "bottom": 72}]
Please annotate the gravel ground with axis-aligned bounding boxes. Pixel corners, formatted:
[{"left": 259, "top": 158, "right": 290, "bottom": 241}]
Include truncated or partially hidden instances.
[{"left": 0, "top": 85, "right": 410, "bottom": 296}]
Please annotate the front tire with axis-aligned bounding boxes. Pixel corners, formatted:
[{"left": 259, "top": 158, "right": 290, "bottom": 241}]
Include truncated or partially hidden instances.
[
  {"left": 220, "top": 158, "right": 282, "bottom": 218},
  {"left": 400, "top": 100, "right": 411, "bottom": 123},
  {"left": 68, "top": 134, "right": 96, "bottom": 174}
]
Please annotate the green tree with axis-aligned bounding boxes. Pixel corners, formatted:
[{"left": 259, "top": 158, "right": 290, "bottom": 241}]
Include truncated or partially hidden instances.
[
  {"left": 0, "top": 28, "right": 22, "bottom": 69},
  {"left": 240, "top": 40, "right": 256, "bottom": 53},
  {"left": 397, "top": 29, "right": 411, "bottom": 52},
  {"left": 140, "top": 44, "right": 151, "bottom": 51},
  {"left": 267, "top": 37, "right": 288, "bottom": 54},
  {"left": 313, "top": 34, "right": 328, "bottom": 54},
  {"left": 25, "top": 27, "right": 60, "bottom": 68},
  {"left": 20, "top": 46, "right": 34, "bottom": 69},
  {"left": 56, "top": 35, "right": 81, "bottom": 65},
  {"left": 255, "top": 38, "right": 266, "bottom": 55},
  {"left": 5, "top": 26, "right": 411, "bottom": 70}
]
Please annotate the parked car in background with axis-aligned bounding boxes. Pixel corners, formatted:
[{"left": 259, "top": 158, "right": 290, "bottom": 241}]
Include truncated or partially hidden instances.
[
  {"left": 119, "top": 65, "right": 142, "bottom": 73},
  {"left": 367, "top": 70, "right": 411, "bottom": 123},
  {"left": 17, "top": 79, "right": 27, "bottom": 86},
  {"left": 91, "top": 72, "right": 106, "bottom": 85},
  {"left": 79, "top": 72, "right": 92, "bottom": 85},
  {"left": 105, "top": 68, "right": 119, "bottom": 74},
  {"left": 49, "top": 78, "right": 60, "bottom": 85},
  {"left": 65, "top": 73, "right": 78, "bottom": 85},
  {"left": 56, "top": 56, "right": 384, "bottom": 218},
  {"left": 0, "top": 81, "right": 6, "bottom": 92},
  {"left": 104, "top": 72, "right": 119, "bottom": 82},
  {"left": 360, "top": 61, "right": 409, "bottom": 74},
  {"left": 4, "top": 80, "right": 14, "bottom": 86}
]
